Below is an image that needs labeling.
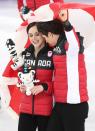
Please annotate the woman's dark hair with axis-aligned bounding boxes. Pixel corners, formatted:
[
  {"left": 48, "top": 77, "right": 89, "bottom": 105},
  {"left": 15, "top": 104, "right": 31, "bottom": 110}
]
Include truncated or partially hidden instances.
[
  {"left": 37, "top": 19, "right": 64, "bottom": 36},
  {"left": 27, "top": 22, "right": 37, "bottom": 33}
]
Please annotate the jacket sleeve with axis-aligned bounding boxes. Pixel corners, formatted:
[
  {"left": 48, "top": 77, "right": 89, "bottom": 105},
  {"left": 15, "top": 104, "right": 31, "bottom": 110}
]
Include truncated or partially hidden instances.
[
  {"left": 64, "top": 21, "right": 80, "bottom": 55},
  {"left": 40, "top": 81, "right": 53, "bottom": 95}
]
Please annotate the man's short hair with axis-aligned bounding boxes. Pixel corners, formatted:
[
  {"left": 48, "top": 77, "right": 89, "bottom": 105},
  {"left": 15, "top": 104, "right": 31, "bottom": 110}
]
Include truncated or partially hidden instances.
[{"left": 37, "top": 19, "right": 64, "bottom": 36}]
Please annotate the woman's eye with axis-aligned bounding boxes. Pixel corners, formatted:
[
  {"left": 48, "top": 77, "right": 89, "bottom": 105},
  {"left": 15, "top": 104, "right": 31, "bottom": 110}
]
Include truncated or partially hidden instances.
[
  {"left": 28, "top": 32, "right": 40, "bottom": 37},
  {"left": 29, "top": 34, "right": 33, "bottom": 37},
  {"left": 35, "top": 32, "right": 40, "bottom": 36}
]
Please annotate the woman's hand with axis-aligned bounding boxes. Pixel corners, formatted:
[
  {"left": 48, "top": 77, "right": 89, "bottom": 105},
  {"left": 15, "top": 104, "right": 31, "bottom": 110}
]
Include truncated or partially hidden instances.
[
  {"left": 31, "top": 85, "right": 44, "bottom": 95},
  {"left": 20, "top": 86, "right": 26, "bottom": 93},
  {"left": 59, "top": 9, "right": 68, "bottom": 22}
]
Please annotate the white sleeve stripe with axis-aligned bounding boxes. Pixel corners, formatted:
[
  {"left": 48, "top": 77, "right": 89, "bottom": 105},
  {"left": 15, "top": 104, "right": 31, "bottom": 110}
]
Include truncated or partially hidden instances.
[
  {"left": 65, "top": 28, "right": 79, "bottom": 54},
  {"left": 66, "top": 28, "right": 80, "bottom": 103}
]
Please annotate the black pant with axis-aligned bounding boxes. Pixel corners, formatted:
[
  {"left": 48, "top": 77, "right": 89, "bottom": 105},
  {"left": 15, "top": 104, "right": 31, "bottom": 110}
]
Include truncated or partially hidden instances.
[
  {"left": 46, "top": 102, "right": 89, "bottom": 131},
  {"left": 18, "top": 113, "right": 50, "bottom": 131}
]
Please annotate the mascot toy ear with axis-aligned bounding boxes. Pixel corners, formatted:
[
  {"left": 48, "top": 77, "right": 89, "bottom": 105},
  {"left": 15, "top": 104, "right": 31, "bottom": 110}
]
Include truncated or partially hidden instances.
[
  {"left": 30, "top": 70, "right": 35, "bottom": 75},
  {"left": 6, "top": 39, "right": 17, "bottom": 58},
  {"left": 18, "top": 72, "right": 22, "bottom": 78}
]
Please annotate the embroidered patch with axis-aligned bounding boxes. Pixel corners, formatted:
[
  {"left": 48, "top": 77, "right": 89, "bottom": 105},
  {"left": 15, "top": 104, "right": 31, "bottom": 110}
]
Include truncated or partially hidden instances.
[{"left": 48, "top": 51, "right": 52, "bottom": 57}]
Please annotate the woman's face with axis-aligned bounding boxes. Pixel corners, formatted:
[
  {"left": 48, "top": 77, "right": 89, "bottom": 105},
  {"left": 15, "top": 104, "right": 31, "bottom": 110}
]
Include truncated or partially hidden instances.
[{"left": 28, "top": 25, "right": 45, "bottom": 48}]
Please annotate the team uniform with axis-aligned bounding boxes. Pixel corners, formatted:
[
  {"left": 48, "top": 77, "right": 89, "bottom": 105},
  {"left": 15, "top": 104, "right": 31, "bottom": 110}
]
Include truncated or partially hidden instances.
[
  {"left": 18, "top": 43, "right": 54, "bottom": 131},
  {"left": 46, "top": 23, "right": 89, "bottom": 131}
]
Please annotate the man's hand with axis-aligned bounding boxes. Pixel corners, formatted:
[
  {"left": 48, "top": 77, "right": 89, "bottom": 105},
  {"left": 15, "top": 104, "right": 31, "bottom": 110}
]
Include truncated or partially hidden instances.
[
  {"left": 59, "top": 9, "right": 68, "bottom": 22},
  {"left": 59, "top": 9, "right": 72, "bottom": 31}
]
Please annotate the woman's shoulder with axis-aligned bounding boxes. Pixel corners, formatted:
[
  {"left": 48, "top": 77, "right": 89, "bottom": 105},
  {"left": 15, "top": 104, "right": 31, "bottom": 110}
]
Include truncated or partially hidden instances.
[{"left": 22, "top": 44, "right": 34, "bottom": 55}]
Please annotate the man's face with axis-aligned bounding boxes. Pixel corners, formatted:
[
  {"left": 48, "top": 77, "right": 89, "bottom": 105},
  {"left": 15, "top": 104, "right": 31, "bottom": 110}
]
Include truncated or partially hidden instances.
[{"left": 42, "top": 32, "right": 58, "bottom": 47}]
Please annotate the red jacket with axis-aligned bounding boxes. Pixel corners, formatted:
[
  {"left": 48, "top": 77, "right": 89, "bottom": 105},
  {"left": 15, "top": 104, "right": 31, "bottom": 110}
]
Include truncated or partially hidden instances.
[
  {"left": 19, "top": 44, "right": 54, "bottom": 116},
  {"left": 53, "top": 30, "right": 88, "bottom": 104},
  {"left": 17, "top": 0, "right": 64, "bottom": 11}
]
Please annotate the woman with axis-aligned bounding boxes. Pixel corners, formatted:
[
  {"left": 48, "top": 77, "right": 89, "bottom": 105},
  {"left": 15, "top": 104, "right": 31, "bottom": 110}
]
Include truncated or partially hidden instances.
[
  {"left": 18, "top": 22, "right": 54, "bottom": 131},
  {"left": 37, "top": 10, "right": 89, "bottom": 131}
]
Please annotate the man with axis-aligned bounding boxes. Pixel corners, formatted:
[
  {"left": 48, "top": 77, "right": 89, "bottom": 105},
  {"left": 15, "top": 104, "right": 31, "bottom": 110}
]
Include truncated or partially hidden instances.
[{"left": 36, "top": 10, "right": 89, "bottom": 131}]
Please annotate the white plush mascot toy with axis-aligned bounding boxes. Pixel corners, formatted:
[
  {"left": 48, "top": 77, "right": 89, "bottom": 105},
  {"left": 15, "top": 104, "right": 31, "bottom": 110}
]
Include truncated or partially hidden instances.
[
  {"left": 6, "top": 38, "right": 24, "bottom": 70},
  {"left": 17, "top": 70, "right": 40, "bottom": 96}
]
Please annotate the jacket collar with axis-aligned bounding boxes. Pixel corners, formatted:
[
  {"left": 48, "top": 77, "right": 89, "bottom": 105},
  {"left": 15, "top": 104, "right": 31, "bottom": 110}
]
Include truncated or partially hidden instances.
[
  {"left": 56, "top": 33, "right": 66, "bottom": 47},
  {"left": 28, "top": 43, "right": 50, "bottom": 56}
]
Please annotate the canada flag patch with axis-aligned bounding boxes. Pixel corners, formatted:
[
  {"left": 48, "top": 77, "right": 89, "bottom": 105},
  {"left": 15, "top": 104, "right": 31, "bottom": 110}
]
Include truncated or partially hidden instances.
[{"left": 48, "top": 51, "right": 52, "bottom": 57}]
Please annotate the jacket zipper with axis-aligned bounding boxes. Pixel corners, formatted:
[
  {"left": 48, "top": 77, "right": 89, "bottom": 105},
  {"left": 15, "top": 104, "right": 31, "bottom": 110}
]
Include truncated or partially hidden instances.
[{"left": 32, "top": 56, "right": 39, "bottom": 114}]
